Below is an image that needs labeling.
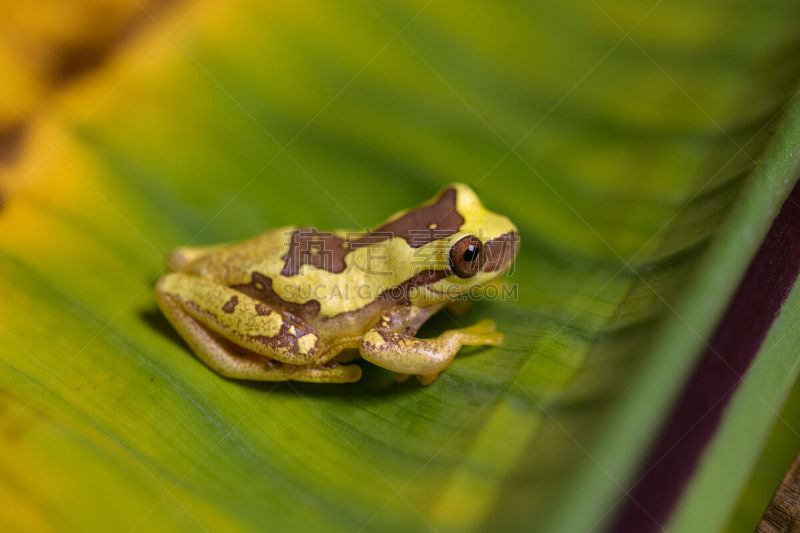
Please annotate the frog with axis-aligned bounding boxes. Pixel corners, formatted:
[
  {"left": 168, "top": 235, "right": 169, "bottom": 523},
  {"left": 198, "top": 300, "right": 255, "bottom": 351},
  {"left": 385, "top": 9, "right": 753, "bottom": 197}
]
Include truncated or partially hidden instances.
[{"left": 154, "top": 183, "right": 519, "bottom": 385}]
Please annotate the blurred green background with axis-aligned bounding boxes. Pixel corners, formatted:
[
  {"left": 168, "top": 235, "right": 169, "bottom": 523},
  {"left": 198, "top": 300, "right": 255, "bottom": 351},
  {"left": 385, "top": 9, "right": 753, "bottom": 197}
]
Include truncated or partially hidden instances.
[{"left": 2, "top": 1, "right": 800, "bottom": 531}]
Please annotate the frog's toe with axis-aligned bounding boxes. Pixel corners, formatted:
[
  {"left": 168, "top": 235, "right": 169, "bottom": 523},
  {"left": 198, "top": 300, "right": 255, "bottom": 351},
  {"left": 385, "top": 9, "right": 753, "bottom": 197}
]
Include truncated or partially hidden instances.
[
  {"left": 455, "top": 320, "right": 503, "bottom": 347},
  {"left": 474, "top": 332, "right": 503, "bottom": 346},
  {"left": 337, "top": 364, "right": 363, "bottom": 383},
  {"left": 462, "top": 319, "right": 497, "bottom": 335},
  {"left": 416, "top": 373, "right": 440, "bottom": 386}
]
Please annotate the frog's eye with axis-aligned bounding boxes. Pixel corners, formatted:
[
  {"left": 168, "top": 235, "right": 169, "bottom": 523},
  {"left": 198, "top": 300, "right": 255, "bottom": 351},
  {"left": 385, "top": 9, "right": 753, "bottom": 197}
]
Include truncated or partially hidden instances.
[{"left": 449, "top": 235, "right": 484, "bottom": 278}]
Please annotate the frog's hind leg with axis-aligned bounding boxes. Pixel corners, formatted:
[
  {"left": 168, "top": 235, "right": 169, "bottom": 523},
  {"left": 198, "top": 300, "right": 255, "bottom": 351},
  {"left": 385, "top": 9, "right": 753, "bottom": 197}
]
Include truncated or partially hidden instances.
[
  {"left": 155, "top": 275, "right": 361, "bottom": 383},
  {"left": 157, "top": 272, "right": 328, "bottom": 364}
]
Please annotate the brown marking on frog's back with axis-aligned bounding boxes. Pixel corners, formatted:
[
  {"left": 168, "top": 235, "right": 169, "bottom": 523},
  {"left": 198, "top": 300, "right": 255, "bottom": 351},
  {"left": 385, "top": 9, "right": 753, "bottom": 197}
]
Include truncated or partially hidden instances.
[
  {"left": 230, "top": 272, "right": 321, "bottom": 322},
  {"left": 368, "top": 188, "right": 463, "bottom": 249},
  {"left": 482, "top": 231, "right": 519, "bottom": 272},
  {"left": 280, "top": 228, "right": 348, "bottom": 276},
  {"left": 230, "top": 269, "right": 447, "bottom": 326},
  {"left": 221, "top": 295, "right": 238, "bottom": 314},
  {"left": 280, "top": 188, "right": 463, "bottom": 276}
]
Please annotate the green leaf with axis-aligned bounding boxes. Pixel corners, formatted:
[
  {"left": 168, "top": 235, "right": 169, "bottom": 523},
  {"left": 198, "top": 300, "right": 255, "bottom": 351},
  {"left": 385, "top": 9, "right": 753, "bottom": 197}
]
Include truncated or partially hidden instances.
[{"left": 2, "top": 1, "right": 800, "bottom": 531}]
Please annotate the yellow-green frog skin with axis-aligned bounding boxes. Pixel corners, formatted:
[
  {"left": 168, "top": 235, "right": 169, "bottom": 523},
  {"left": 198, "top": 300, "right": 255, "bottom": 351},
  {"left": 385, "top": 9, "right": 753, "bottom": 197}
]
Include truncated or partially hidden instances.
[{"left": 155, "top": 183, "right": 519, "bottom": 385}]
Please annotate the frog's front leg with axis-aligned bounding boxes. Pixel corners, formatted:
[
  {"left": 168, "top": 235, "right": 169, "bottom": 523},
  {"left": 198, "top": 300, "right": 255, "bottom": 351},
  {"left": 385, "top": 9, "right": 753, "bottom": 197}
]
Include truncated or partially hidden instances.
[
  {"left": 155, "top": 273, "right": 361, "bottom": 383},
  {"left": 359, "top": 311, "right": 502, "bottom": 385}
]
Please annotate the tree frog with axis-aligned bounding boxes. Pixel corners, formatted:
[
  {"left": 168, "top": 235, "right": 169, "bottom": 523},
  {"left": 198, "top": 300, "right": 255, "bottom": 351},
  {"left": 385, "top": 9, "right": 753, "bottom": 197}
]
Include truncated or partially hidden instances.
[{"left": 155, "top": 183, "right": 519, "bottom": 385}]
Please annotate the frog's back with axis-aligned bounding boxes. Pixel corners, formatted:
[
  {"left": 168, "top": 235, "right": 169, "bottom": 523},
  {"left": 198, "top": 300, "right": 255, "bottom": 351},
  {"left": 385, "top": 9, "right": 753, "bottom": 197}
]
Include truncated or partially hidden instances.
[
  {"left": 168, "top": 225, "right": 399, "bottom": 338},
  {"left": 175, "top": 227, "right": 296, "bottom": 285}
]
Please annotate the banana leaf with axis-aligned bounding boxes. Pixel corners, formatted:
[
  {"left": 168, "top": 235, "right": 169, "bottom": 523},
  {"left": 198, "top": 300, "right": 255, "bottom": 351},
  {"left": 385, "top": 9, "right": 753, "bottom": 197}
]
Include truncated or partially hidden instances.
[{"left": 2, "top": 1, "right": 800, "bottom": 531}]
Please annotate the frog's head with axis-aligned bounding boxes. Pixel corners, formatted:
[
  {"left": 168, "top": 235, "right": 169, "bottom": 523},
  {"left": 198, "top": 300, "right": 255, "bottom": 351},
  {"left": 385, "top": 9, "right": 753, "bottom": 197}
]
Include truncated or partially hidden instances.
[{"left": 406, "top": 183, "right": 519, "bottom": 304}]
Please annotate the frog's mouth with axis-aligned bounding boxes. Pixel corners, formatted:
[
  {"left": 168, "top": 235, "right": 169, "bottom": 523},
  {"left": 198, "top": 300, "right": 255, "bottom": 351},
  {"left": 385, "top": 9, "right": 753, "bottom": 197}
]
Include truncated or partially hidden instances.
[{"left": 424, "top": 285, "right": 449, "bottom": 297}]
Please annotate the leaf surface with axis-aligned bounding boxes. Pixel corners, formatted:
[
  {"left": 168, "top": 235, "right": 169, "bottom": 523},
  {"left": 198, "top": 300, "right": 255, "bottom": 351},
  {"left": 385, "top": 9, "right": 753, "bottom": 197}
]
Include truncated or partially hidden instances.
[{"left": 2, "top": 2, "right": 800, "bottom": 532}]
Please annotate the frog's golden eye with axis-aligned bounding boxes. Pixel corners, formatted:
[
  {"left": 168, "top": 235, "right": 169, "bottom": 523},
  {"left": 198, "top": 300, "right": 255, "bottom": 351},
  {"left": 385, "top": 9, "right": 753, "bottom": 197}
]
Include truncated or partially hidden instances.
[{"left": 449, "top": 235, "right": 484, "bottom": 278}]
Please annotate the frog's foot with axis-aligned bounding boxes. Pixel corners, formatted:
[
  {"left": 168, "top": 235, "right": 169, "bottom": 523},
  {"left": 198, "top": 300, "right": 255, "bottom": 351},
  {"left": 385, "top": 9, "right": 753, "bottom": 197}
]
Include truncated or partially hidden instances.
[
  {"left": 359, "top": 319, "right": 503, "bottom": 386},
  {"left": 155, "top": 275, "right": 361, "bottom": 383},
  {"left": 414, "top": 320, "right": 502, "bottom": 385}
]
